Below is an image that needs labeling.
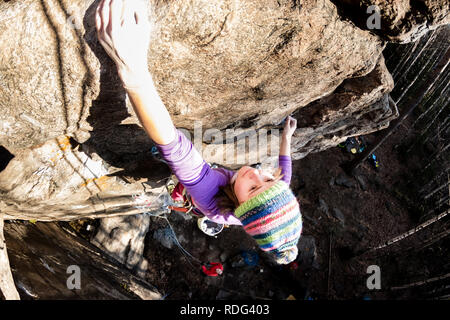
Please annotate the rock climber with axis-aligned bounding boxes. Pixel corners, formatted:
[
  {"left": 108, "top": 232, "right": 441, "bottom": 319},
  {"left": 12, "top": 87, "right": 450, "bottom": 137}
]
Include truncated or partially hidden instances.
[{"left": 95, "top": 0, "right": 303, "bottom": 264}]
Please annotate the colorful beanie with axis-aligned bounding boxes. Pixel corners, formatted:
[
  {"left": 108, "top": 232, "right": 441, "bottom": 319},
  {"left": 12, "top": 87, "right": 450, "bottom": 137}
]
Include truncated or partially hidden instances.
[{"left": 234, "top": 181, "right": 302, "bottom": 264}]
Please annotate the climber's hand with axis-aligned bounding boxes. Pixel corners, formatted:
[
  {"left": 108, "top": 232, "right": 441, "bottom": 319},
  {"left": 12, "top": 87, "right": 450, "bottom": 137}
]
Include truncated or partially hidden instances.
[
  {"left": 96, "top": 0, "right": 152, "bottom": 84},
  {"left": 282, "top": 116, "right": 297, "bottom": 140}
]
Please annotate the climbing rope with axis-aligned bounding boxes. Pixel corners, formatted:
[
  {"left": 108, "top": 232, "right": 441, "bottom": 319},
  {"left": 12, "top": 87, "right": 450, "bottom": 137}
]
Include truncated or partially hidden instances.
[
  {"left": 154, "top": 212, "right": 223, "bottom": 276},
  {"left": 138, "top": 179, "right": 223, "bottom": 276},
  {"left": 164, "top": 215, "right": 202, "bottom": 265}
]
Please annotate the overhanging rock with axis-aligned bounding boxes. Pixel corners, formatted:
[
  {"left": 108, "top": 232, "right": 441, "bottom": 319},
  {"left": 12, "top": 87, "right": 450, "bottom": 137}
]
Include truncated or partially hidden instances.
[
  {"left": 0, "top": 53, "right": 395, "bottom": 219},
  {"left": 1, "top": 0, "right": 384, "bottom": 153}
]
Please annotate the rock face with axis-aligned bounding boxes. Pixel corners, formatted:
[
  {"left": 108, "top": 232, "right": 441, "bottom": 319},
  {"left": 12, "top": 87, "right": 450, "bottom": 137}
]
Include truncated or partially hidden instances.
[
  {"left": 0, "top": 0, "right": 447, "bottom": 221},
  {"left": 3, "top": 220, "right": 161, "bottom": 299},
  {"left": 1, "top": 0, "right": 384, "bottom": 154},
  {"left": 0, "top": 135, "right": 170, "bottom": 220},
  {"left": 91, "top": 214, "right": 150, "bottom": 278},
  {"left": 290, "top": 55, "right": 396, "bottom": 159}
]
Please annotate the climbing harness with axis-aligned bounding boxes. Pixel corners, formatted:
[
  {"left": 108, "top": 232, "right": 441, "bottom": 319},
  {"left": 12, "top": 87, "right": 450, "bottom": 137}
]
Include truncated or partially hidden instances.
[
  {"left": 138, "top": 174, "right": 224, "bottom": 277},
  {"left": 147, "top": 148, "right": 227, "bottom": 275},
  {"left": 152, "top": 146, "right": 226, "bottom": 236},
  {"left": 167, "top": 180, "right": 202, "bottom": 217},
  {"left": 166, "top": 175, "right": 226, "bottom": 236}
]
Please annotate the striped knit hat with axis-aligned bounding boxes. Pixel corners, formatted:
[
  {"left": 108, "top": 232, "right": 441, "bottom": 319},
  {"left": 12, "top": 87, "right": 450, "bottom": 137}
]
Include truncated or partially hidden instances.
[{"left": 234, "top": 181, "right": 302, "bottom": 264}]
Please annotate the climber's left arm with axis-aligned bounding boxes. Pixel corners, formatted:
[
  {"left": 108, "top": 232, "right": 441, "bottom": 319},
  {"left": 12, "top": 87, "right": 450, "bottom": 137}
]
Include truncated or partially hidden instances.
[
  {"left": 96, "top": 0, "right": 176, "bottom": 145},
  {"left": 280, "top": 116, "right": 296, "bottom": 158},
  {"left": 279, "top": 116, "right": 297, "bottom": 185}
]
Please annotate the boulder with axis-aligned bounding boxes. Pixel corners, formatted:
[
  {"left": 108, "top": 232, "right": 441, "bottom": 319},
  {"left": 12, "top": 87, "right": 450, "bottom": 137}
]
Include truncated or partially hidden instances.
[
  {"left": 289, "top": 55, "right": 397, "bottom": 160},
  {"left": 3, "top": 220, "right": 161, "bottom": 299},
  {"left": 0, "top": 0, "right": 400, "bottom": 219},
  {"left": 0, "top": 0, "right": 384, "bottom": 155}
]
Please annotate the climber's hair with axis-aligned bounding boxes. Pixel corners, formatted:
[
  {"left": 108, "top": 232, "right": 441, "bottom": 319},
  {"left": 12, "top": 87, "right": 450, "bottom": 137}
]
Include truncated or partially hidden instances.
[{"left": 216, "top": 167, "right": 284, "bottom": 214}]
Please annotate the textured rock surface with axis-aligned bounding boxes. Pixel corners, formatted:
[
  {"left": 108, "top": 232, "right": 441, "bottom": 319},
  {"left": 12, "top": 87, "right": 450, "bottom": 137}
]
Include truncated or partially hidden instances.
[
  {"left": 3, "top": 220, "right": 161, "bottom": 299},
  {"left": 0, "top": 0, "right": 384, "bottom": 154},
  {"left": 199, "top": 55, "right": 396, "bottom": 164},
  {"left": 0, "top": 215, "right": 20, "bottom": 300},
  {"left": 0, "top": 135, "right": 170, "bottom": 220},
  {"left": 91, "top": 214, "right": 150, "bottom": 278},
  {"left": 290, "top": 55, "right": 397, "bottom": 159},
  {"left": 1, "top": 0, "right": 446, "bottom": 221}
]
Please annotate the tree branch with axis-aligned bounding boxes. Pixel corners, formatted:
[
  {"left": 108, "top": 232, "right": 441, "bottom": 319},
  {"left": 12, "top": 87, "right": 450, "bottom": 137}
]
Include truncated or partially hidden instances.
[
  {"left": 391, "top": 272, "right": 450, "bottom": 291},
  {"left": 371, "top": 210, "right": 449, "bottom": 251}
]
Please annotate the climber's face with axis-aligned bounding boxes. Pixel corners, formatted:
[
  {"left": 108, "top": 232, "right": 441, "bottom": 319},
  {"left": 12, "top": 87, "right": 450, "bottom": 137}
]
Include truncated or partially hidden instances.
[{"left": 233, "top": 166, "right": 277, "bottom": 204}]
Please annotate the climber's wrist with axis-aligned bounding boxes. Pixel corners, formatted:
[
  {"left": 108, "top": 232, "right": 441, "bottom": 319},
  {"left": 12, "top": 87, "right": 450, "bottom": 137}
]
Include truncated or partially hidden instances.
[
  {"left": 281, "top": 134, "right": 292, "bottom": 144},
  {"left": 118, "top": 67, "right": 153, "bottom": 90}
]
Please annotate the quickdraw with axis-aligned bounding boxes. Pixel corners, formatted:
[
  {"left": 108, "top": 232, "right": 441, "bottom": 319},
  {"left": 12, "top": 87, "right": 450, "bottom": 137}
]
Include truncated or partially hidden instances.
[{"left": 161, "top": 212, "right": 224, "bottom": 277}]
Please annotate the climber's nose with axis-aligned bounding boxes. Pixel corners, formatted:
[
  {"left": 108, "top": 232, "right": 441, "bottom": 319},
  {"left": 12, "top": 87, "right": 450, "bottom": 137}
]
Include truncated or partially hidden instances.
[{"left": 247, "top": 168, "right": 264, "bottom": 183}]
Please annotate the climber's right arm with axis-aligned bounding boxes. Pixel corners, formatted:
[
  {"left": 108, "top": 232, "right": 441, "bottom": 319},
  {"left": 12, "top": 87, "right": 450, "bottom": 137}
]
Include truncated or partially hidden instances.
[
  {"left": 95, "top": 0, "right": 239, "bottom": 224},
  {"left": 122, "top": 72, "right": 177, "bottom": 145},
  {"left": 96, "top": 0, "right": 176, "bottom": 145}
]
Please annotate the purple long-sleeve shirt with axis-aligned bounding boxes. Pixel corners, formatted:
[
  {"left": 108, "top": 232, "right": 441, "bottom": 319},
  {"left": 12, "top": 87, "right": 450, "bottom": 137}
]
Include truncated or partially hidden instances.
[{"left": 156, "top": 128, "right": 292, "bottom": 225}]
